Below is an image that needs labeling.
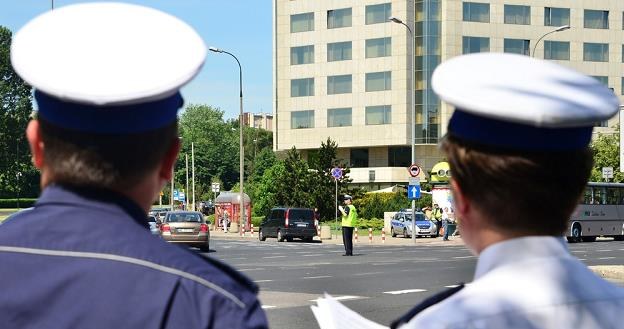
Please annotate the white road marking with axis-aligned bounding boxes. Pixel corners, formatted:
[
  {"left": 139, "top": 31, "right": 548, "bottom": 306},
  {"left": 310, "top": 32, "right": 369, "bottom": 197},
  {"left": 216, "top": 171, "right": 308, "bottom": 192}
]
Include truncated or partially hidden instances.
[
  {"left": 254, "top": 280, "right": 274, "bottom": 283},
  {"left": 354, "top": 271, "right": 385, "bottom": 276},
  {"left": 372, "top": 262, "right": 397, "bottom": 266},
  {"left": 453, "top": 256, "right": 476, "bottom": 259},
  {"left": 261, "top": 305, "right": 277, "bottom": 309},
  {"left": 238, "top": 268, "right": 265, "bottom": 271},
  {"left": 309, "top": 295, "right": 361, "bottom": 302},
  {"left": 263, "top": 255, "right": 287, "bottom": 259},
  {"left": 303, "top": 275, "right": 332, "bottom": 279},
  {"left": 596, "top": 250, "right": 612, "bottom": 252},
  {"left": 570, "top": 250, "right": 585, "bottom": 253},
  {"left": 302, "top": 254, "right": 325, "bottom": 257},
  {"left": 598, "top": 257, "right": 616, "bottom": 260},
  {"left": 384, "top": 289, "right": 427, "bottom": 295},
  {"left": 372, "top": 251, "right": 394, "bottom": 254},
  {"left": 578, "top": 258, "right": 587, "bottom": 261}
]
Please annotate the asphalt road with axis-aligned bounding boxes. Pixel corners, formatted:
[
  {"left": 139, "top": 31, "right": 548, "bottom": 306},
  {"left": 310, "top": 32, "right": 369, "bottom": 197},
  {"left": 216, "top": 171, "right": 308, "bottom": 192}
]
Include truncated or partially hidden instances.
[{"left": 202, "top": 238, "right": 624, "bottom": 329}]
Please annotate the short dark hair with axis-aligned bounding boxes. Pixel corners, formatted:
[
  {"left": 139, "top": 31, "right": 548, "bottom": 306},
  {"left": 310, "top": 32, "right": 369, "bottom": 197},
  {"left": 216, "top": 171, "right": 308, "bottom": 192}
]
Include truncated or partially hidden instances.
[
  {"left": 39, "top": 117, "right": 178, "bottom": 190},
  {"left": 441, "top": 134, "right": 592, "bottom": 236}
]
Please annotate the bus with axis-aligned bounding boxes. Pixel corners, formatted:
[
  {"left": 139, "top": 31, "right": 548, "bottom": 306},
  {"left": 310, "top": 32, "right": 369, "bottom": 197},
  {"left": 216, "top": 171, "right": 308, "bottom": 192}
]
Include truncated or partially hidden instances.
[{"left": 567, "top": 182, "right": 624, "bottom": 242}]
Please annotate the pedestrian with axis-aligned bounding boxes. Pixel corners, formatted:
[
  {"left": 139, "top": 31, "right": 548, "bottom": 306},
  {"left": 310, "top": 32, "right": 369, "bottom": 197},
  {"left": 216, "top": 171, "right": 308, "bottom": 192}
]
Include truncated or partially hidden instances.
[
  {"left": 222, "top": 209, "right": 230, "bottom": 233},
  {"left": 391, "top": 53, "right": 624, "bottom": 329},
  {"left": 432, "top": 203, "right": 443, "bottom": 237},
  {"left": 339, "top": 195, "right": 357, "bottom": 256},
  {"left": 442, "top": 207, "right": 450, "bottom": 241},
  {"left": 1, "top": 3, "right": 267, "bottom": 328},
  {"left": 314, "top": 207, "right": 320, "bottom": 231}
]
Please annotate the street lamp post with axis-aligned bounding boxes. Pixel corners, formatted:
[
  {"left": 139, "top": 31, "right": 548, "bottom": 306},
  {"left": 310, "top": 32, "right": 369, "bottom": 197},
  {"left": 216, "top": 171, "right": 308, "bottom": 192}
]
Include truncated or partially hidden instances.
[
  {"left": 532, "top": 25, "right": 570, "bottom": 57},
  {"left": 210, "top": 46, "right": 246, "bottom": 233},
  {"left": 390, "top": 16, "right": 417, "bottom": 243}
]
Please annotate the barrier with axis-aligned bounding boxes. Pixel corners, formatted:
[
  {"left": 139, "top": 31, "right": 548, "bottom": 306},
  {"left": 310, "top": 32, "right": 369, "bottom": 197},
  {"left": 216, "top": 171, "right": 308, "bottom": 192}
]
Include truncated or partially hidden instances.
[
  {"left": 250, "top": 224, "right": 254, "bottom": 237},
  {"left": 368, "top": 228, "right": 373, "bottom": 243},
  {"left": 382, "top": 228, "right": 386, "bottom": 243},
  {"left": 354, "top": 227, "right": 358, "bottom": 243}
]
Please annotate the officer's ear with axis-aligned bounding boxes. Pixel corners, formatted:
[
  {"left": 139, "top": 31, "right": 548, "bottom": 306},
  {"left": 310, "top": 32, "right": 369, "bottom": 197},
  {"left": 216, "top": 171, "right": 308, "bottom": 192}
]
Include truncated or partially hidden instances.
[
  {"left": 26, "top": 120, "right": 45, "bottom": 169},
  {"left": 450, "top": 180, "right": 469, "bottom": 219},
  {"left": 159, "top": 137, "right": 181, "bottom": 180}
]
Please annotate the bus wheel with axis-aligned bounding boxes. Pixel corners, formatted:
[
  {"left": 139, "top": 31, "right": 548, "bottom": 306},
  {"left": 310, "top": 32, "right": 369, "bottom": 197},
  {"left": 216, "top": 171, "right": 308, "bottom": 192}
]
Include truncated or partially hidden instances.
[
  {"left": 571, "top": 223, "right": 582, "bottom": 243},
  {"left": 581, "top": 236, "right": 596, "bottom": 242}
]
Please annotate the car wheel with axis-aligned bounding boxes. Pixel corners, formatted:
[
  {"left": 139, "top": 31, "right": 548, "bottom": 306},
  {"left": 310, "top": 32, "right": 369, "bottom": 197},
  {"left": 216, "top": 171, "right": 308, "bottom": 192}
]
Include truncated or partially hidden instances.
[
  {"left": 403, "top": 228, "right": 408, "bottom": 238},
  {"left": 277, "top": 230, "right": 284, "bottom": 242},
  {"left": 614, "top": 235, "right": 624, "bottom": 241},
  {"left": 304, "top": 237, "right": 313, "bottom": 242},
  {"left": 259, "top": 229, "right": 266, "bottom": 241},
  {"left": 286, "top": 237, "right": 293, "bottom": 242},
  {"left": 391, "top": 227, "right": 396, "bottom": 237},
  {"left": 571, "top": 223, "right": 582, "bottom": 243},
  {"left": 199, "top": 243, "right": 210, "bottom": 252}
]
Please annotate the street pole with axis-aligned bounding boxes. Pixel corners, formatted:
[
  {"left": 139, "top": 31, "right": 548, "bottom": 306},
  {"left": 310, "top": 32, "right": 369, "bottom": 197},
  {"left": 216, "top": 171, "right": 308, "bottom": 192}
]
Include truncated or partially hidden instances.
[
  {"left": 335, "top": 178, "right": 338, "bottom": 232},
  {"left": 192, "top": 142, "right": 196, "bottom": 211},
  {"left": 171, "top": 166, "right": 174, "bottom": 210},
  {"left": 531, "top": 25, "right": 571, "bottom": 57},
  {"left": 185, "top": 154, "right": 189, "bottom": 211}
]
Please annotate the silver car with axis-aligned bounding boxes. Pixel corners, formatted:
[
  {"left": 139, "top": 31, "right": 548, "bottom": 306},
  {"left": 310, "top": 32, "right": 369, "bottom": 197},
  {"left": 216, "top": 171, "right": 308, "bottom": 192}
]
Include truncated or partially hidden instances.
[
  {"left": 390, "top": 211, "right": 438, "bottom": 238},
  {"left": 160, "top": 211, "right": 210, "bottom": 252}
]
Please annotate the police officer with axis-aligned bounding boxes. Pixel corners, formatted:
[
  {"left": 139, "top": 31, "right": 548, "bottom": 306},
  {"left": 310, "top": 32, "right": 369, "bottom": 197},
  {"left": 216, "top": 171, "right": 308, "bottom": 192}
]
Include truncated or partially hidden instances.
[
  {"left": 392, "top": 53, "right": 624, "bottom": 328},
  {"left": 1, "top": 3, "right": 267, "bottom": 328},
  {"left": 339, "top": 194, "right": 357, "bottom": 256},
  {"left": 432, "top": 203, "right": 443, "bottom": 236}
]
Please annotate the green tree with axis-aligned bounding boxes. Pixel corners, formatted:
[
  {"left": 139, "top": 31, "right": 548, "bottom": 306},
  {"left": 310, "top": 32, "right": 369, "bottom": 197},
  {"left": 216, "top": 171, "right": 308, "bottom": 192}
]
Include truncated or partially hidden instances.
[
  {"left": 281, "top": 147, "right": 314, "bottom": 207},
  {"left": 590, "top": 129, "right": 624, "bottom": 182}
]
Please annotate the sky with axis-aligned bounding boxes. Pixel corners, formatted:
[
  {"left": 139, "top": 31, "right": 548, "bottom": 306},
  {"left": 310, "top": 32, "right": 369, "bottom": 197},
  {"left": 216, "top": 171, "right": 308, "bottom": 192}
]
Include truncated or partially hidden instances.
[{"left": 0, "top": 0, "right": 273, "bottom": 120}]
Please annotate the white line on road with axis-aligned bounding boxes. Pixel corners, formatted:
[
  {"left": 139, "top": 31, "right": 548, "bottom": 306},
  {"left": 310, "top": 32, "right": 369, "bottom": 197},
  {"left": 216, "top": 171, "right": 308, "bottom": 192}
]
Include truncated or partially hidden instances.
[
  {"left": 570, "top": 250, "right": 585, "bottom": 253},
  {"left": 354, "top": 271, "right": 385, "bottom": 276},
  {"left": 453, "top": 256, "right": 476, "bottom": 259},
  {"left": 309, "top": 295, "right": 361, "bottom": 302},
  {"left": 303, "top": 275, "right": 332, "bottom": 279},
  {"left": 254, "top": 280, "right": 274, "bottom": 283},
  {"left": 302, "top": 254, "right": 325, "bottom": 257},
  {"left": 384, "top": 289, "right": 427, "bottom": 295},
  {"left": 598, "top": 257, "right": 616, "bottom": 260},
  {"left": 372, "top": 263, "right": 397, "bottom": 266},
  {"left": 263, "top": 256, "right": 287, "bottom": 259},
  {"left": 372, "top": 251, "right": 394, "bottom": 254},
  {"left": 596, "top": 250, "right": 612, "bottom": 252},
  {"left": 238, "top": 268, "right": 265, "bottom": 271},
  {"left": 578, "top": 258, "right": 587, "bottom": 261},
  {"left": 261, "top": 305, "right": 277, "bottom": 309}
]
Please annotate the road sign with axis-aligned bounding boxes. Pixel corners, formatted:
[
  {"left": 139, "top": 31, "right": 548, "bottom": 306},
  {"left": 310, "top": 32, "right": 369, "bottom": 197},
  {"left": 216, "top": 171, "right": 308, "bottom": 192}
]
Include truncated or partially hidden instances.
[
  {"left": 173, "top": 189, "right": 179, "bottom": 201},
  {"left": 408, "top": 164, "right": 421, "bottom": 178},
  {"left": 211, "top": 183, "right": 220, "bottom": 193},
  {"left": 408, "top": 185, "right": 421, "bottom": 200},
  {"left": 408, "top": 177, "right": 420, "bottom": 186},
  {"left": 602, "top": 167, "right": 614, "bottom": 179},
  {"left": 331, "top": 167, "right": 343, "bottom": 180},
  {"left": 179, "top": 192, "right": 186, "bottom": 202}
]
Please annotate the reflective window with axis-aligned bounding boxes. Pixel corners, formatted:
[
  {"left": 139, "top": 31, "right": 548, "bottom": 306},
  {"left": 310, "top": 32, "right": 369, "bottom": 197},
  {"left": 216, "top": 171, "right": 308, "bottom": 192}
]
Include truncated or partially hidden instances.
[
  {"left": 365, "top": 105, "right": 391, "bottom": 125},
  {"left": 544, "top": 7, "right": 570, "bottom": 27},
  {"left": 350, "top": 148, "right": 369, "bottom": 168},
  {"left": 607, "top": 188, "right": 620, "bottom": 205},
  {"left": 327, "top": 41, "right": 352, "bottom": 62},
  {"left": 544, "top": 41, "right": 569, "bottom": 60},
  {"left": 622, "top": 77, "right": 624, "bottom": 95},
  {"left": 291, "top": 78, "right": 314, "bottom": 97},
  {"left": 388, "top": 146, "right": 410, "bottom": 167},
  {"left": 291, "top": 110, "right": 314, "bottom": 129},
  {"left": 327, "top": 8, "right": 352, "bottom": 29},
  {"left": 584, "top": 10, "right": 609, "bottom": 29},
  {"left": 327, "top": 75, "right": 352, "bottom": 94},
  {"left": 462, "top": 36, "right": 489, "bottom": 54},
  {"left": 366, "top": 3, "right": 391, "bottom": 25},
  {"left": 591, "top": 76, "right": 608, "bottom": 85},
  {"left": 291, "top": 12, "right": 314, "bottom": 33},
  {"left": 290, "top": 45, "right": 314, "bottom": 65},
  {"left": 365, "top": 72, "right": 392, "bottom": 92},
  {"left": 504, "top": 5, "right": 530, "bottom": 25},
  {"left": 365, "top": 37, "right": 392, "bottom": 58},
  {"left": 584, "top": 43, "right": 609, "bottom": 62},
  {"left": 504, "top": 39, "right": 530, "bottom": 56},
  {"left": 463, "top": 2, "right": 489, "bottom": 23},
  {"left": 327, "top": 108, "right": 352, "bottom": 127}
]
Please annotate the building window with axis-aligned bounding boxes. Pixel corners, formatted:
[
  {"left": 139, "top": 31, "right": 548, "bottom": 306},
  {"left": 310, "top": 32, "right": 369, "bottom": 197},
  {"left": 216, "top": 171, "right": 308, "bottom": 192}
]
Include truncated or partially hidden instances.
[
  {"left": 463, "top": 2, "right": 489, "bottom": 23},
  {"left": 388, "top": 146, "right": 410, "bottom": 167},
  {"left": 592, "top": 76, "right": 608, "bottom": 85},
  {"left": 544, "top": 7, "right": 570, "bottom": 27},
  {"left": 584, "top": 10, "right": 609, "bottom": 29},
  {"left": 621, "top": 77, "right": 624, "bottom": 95},
  {"left": 365, "top": 105, "right": 391, "bottom": 125},
  {"left": 462, "top": 36, "right": 489, "bottom": 54},
  {"left": 291, "top": 78, "right": 314, "bottom": 97},
  {"left": 327, "top": 75, "right": 352, "bottom": 94},
  {"left": 290, "top": 45, "right": 314, "bottom": 65},
  {"left": 365, "top": 37, "right": 392, "bottom": 58},
  {"left": 327, "top": 41, "right": 352, "bottom": 61},
  {"left": 504, "top": 39, "right": 530, "bottom": 56},
  {"left": 504, "top": 5, "right": 530, "bottom": 25},
  {"left": 366, "top": 3, "right": 391, "bottom": 25},
  {"left": 291, "top": 110, "right": 314, "bottom": 129},
  {"left": 327, "top": 108, "right": 352, "bottom": 127},
  {"left": 366, "top": 72, "right": 392, "bottom": 92},
  {"left": 544, "top": 41, "right": 570, "bottom": 60},
  {"left": 584, "top": 43, "right": 609, "bottom": 62},
  {"left": 350, "top": 148, "right": 369, "bottom": 168},
  {"left": 327, "top": 8, "right": 352, "bottom": 29},
  {"left": 291, "top": 12, "right": 314, "bottom": 33}
]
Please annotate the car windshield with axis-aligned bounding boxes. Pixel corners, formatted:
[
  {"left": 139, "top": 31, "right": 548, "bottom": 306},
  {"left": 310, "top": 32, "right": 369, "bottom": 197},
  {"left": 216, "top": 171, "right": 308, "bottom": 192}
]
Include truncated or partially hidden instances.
[
  {"left": 167, "top": 213, "right": 202, "bottom": 223},
  {"left": 403, "top": 213, "right": 426, "bottom": 221}
]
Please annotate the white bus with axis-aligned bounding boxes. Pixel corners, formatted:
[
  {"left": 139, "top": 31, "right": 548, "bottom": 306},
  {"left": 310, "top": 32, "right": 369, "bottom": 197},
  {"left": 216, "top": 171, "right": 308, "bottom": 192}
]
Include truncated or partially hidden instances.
[{"left": 567, "top": 182, "right": 624, "bottom": 242}]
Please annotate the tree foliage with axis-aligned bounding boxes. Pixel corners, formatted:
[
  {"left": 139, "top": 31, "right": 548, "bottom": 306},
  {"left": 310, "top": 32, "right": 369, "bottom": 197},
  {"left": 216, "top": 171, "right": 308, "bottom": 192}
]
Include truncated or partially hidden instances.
[{"left": 590, "top": 129, "right": 624, "bottom": 182}]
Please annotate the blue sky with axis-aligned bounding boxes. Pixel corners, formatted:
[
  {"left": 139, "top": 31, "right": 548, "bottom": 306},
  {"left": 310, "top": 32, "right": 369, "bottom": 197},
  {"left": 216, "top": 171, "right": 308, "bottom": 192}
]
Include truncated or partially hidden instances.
[{"left": 0, "top": 0, "right": 273, "bottom": 120}]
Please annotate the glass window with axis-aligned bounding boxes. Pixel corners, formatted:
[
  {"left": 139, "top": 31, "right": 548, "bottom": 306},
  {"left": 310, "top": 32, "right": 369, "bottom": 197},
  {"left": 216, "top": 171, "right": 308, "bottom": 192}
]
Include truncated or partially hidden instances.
[
  {"left": 291, "top": 12, "right": 314, "bottom": 33},
  {"left": 462, "top": 36, "right": 489, "bottom": 54},
  {"left": 544, "top": 41, "right": 570, "bottom": 60},
  {"left": 463, "top": 2, "right": 489, "bottom": 23},
  {"left": 365, "top": 105, "right": 391, "bottom": 125},
  {"left": 584, "top": 43, "right": 609, "bottom": 62},
  {"left": 291, "top": 110, "right": 314, "bottom": 129},
  {"left": 584, "top": 10, "right": 609, "bottom": 29},
  {"left": 592, "top": 76, "right": 608, "bottom": 85},
  {"left": 290, "top": 45, "right": 314, "bottom": 65},
  {"left": 327, "top": 75, "right": 352, "bottom": 94},
  {"left": 388, "top": 146, "right": 410, "bottom": 167},
  {"left": 327, "top": 108, "right": 352, "bottom": 127},
  {"left": 544, "top": 7, "right": 570, "bottom": 27},
  {"left": 366, "top": 71, "right": 392, "bottom": 92},
  {"left": 504, "top": 5, "right": 530, "bottom": 25},
  {"left": 622, "top": 77, "right": 624, "bottom": 95},
  {"left": 350, "top": 148, "right": 369, "bottom": 168},
  {"left": 365, "top": 37, "right": 392, "bottom": 58},
  {"left": 607, "top": 188, "right": 620, "bottom": 205},
  {"left": 504, "top": 39, "right": 530, "bottom": 56},
  {"left": 327, "top": 8, "right": 352, "bottom": 29},
  {"left": 366, "top": 3, "right": 391, "bottom": 25},
  {"left": 327, "top": 41, "right": 352, "bottom": 61},
  {"left": 291, "top": 78, "right": 314, "bottom": 97}
]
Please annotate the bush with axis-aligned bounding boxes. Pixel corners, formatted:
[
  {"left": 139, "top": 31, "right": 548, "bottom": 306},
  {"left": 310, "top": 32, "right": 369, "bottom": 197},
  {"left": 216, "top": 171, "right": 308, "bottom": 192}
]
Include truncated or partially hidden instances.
[
  {"left": 251, "top": 216, "right": 264, "bottom": 228},
  {"left": 0, "top": 199, "right": 37, "bottom": 208},
  {"left": 205, "top": 214, "right": 215, "bottom": 224},
  {"left": 357, "top": 218, "right": 384, "bottom": 230},
  {"left": 353, "top": 192, "right": 432, "bottom": 220}
]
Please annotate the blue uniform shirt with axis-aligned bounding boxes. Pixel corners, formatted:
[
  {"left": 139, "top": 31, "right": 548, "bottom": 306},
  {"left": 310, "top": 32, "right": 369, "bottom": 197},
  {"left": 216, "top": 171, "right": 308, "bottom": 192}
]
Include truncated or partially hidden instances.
[{"left": 0, "top": 185, "right": 268, "bottom": 329}]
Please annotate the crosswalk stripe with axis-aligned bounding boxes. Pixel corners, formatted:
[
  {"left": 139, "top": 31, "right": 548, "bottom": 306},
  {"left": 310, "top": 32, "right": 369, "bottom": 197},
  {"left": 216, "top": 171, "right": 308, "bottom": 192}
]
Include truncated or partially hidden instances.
[{"left": 384, "top": 289, "right": 427, "bottom": 295}]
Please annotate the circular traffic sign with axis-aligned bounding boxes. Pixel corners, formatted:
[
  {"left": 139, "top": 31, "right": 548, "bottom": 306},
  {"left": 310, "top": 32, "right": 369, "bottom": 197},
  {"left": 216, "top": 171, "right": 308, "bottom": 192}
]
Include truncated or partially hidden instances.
[
  {"left": 331, "top": 167, "right": 343, "bottom": 180},
  {"left": 408, "top": 164, "right": 421, "bottom": 177}
]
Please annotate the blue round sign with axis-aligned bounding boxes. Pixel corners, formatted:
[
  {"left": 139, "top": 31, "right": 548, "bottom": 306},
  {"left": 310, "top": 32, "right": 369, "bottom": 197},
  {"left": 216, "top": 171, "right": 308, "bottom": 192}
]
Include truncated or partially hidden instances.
[{"left": 331, "top": 167, "right": 343, "bottom": 180}]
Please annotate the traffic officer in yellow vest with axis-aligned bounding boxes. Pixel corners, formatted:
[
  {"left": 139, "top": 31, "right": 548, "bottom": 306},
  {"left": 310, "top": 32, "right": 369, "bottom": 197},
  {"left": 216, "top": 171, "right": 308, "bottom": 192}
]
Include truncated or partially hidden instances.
[
  {"left": 339, "top": 194, "right": 357, "bottom": 256},
  {"left": 432, "top": 203, "right": 443, "bottom": 236}
]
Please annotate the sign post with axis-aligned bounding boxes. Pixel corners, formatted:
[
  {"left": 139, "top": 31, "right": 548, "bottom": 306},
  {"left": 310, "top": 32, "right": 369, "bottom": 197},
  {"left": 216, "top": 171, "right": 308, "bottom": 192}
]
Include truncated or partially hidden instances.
[
  {"left": 407, "top": 164, "right": 421, "bottom": 244},
  {"left": 331, "top": 167, "right": 343, "bottom": 231},
  {"left": 602, "top": 167, "right": 614, "bottom": 182},
  {"left": 211, "top": 182, "right": 220, "bottom": 206}
]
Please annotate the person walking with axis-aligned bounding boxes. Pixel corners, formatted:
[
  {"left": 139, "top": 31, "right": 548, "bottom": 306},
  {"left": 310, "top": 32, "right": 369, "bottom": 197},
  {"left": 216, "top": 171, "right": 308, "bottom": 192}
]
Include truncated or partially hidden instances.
[
  {"left": 442, "top": 207, "right": 450, "bottom": 241},
  {"left": 222, "top": 209, "right": 230, "bottom": 233},
  {"left": 339, "top": 195, "right": 357, "bottom": 256},
  {"left": 0, "top": 3, "right": 267, "bottom": 328},
  {"left": 392, "top": 53, "right": 624, "bottom": 329}
]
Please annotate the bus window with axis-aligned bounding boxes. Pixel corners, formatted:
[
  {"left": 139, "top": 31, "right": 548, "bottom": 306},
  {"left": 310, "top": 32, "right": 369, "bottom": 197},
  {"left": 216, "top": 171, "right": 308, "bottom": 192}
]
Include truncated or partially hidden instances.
[
  {"left": 594, "top": 187, "right": 606, "bottom": 205},
  {"left": 583, "top": 188, "right": 593, "bottom": 204},
  {"left": 607, "top": 188, "right": 620, "bottom": 205}
]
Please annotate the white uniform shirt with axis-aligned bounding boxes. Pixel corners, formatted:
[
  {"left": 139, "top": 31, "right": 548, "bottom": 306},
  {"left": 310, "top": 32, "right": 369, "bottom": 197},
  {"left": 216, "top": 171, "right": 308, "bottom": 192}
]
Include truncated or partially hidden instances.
[{"left": 403, "top": 236, "right": 624, "bottom": 329}]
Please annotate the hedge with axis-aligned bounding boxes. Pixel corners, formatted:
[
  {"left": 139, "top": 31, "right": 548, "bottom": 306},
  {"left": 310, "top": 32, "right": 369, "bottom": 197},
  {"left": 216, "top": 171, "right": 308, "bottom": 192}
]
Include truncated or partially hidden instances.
[{"left": 0, "top": 199, "right": 37, "bottom": 208}]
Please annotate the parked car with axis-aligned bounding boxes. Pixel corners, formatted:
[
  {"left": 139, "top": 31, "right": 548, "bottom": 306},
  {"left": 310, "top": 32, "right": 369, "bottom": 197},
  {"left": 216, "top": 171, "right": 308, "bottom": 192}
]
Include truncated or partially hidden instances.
[
  {"left": 259, "top": 207, "right": 316, "bottom": 242},
  {"left": 147, "top": 215, "right": 160, "bottom": 235},
  {"left": 159, "top": 211, "right": 210, "bottom": 251},
  {"left": 391, "top": 210, "right": 438, "bottom": 238}
]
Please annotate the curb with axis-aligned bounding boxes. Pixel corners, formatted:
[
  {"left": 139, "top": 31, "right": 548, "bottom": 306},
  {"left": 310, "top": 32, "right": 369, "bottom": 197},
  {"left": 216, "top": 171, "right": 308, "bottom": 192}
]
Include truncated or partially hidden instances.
[{"left": 589, "top": 266, "right": 624, "bottom": 280}]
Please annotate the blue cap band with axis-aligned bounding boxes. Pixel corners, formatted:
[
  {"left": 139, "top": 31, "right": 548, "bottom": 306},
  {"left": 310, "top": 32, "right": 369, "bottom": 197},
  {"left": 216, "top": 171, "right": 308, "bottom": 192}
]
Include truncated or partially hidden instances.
[
  {"left": 35, "top": 91, "right": 183, "bottom": 134},
  {"left": 448, "top": 109, "right": 593, "bottom": 151}
]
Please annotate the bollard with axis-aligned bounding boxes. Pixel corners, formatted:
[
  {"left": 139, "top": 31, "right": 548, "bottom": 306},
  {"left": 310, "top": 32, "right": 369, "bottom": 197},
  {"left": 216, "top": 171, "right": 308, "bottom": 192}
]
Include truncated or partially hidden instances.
[
  {"left": 368, "top": 228, "right": 373, "bottom": 243},
  {"left": 317, "top": 225, "right": 321, "bottom": 237},
  {"left": 250, "top": 224, "right": 254, "bottom": 237},
  {"left": 382, "top": 228, "right": 386, "bottom": 244},
  {"left": 354, "top": 227, "right": 358, "bottom": 243}
]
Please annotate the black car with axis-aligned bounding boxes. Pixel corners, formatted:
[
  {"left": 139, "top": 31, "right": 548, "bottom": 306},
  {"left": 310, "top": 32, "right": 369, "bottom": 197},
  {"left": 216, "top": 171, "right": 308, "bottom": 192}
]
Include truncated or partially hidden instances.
[{"left": 259, "top": 207, "right": 316, "bottom": 242}]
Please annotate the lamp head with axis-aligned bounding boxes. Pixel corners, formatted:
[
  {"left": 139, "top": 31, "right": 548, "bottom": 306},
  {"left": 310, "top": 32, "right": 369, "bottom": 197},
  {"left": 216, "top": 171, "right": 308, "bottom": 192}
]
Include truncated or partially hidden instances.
[
  {"left": 554, "top": 25, "right": 570, "bottom": 32},
  {"left": 209, "top": 46, "right": 223, "bottom": 53},
  {"left": 388, "top": 16, "right": 403, "bottom": 24}
]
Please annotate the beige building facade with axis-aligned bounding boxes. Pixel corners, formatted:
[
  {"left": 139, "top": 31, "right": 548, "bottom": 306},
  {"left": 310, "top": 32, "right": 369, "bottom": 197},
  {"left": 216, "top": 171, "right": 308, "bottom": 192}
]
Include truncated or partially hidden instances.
[{"left": 273, "top": 0, "right": 624, "bottom": 189}]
